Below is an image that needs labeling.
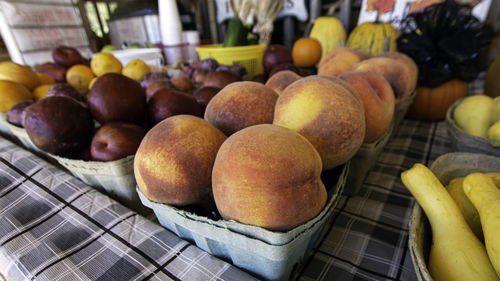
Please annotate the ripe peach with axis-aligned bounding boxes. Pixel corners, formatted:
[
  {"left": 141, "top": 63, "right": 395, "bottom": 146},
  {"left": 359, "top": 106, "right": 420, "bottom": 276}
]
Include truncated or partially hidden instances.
[
  {"left": 352, "top": 57, "right": 413, "bottom": 107},
  {"left": 134, "top": 115, "right": 227, "bottom": 205},
  {"left": 264, "top": 70, "right": 301, "bottom": 95},
  {"left": 204, "top": 81, "right": 278, "bottom": 135},
  {"left": 273, "top": 75, "right": 365, "bottom": 170},
  {"left": 318, "top": 47, "right": 371, "bottom": 68},
  {"left": 317, "top": 47, "right": 371, "bottom": 77},
  {"left": 212, "top": 124, "right": 326, "bottom": 231},
  {"left": 377, "top": 51, "right": 418, "bottom": 93},
  {"left": 339, "top": 70, "right": 395, "bottom": 142}
]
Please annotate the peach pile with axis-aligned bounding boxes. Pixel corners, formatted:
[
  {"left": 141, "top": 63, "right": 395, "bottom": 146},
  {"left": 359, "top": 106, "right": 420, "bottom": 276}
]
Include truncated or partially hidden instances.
[{"left": 134, "top": 46, "right": 418, "bottom": 232}]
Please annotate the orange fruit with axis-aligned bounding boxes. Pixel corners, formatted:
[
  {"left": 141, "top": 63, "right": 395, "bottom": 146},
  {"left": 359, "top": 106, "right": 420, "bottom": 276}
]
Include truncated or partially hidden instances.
[{"left": 292, "top": 38, "right": 322, "bottom": 67}]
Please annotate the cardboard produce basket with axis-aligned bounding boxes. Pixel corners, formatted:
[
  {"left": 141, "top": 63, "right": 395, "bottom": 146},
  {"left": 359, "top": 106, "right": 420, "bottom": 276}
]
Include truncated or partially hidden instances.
[
  {"left": 4, "top": 122, "right": 148, "bottom": 215},
  {"left": 0, "top": 113, "right": 11, "bottom": 137},
  {"left": 138, "top": 163, "right": 348, "bottom": 281},
  {"left": 446, "top": 99, "right": 500, "bottom": 157},
  {"left": 48, "top": 153, "right": 149, "bottom": 215},
  {"left": 394, "top": 89, "right": 417, "bottom": 131},
  {"left": 344, "top": 89, "right": 415, "bottom": 196},
  {"left": 344, "top": 120, "right": 394, "bottom": 196},
  {"left": 6, "top": 121, "right": 45, "bottom": 154},
  {"left": 408, "top": 152, "right": 500, "bottom": 281}
]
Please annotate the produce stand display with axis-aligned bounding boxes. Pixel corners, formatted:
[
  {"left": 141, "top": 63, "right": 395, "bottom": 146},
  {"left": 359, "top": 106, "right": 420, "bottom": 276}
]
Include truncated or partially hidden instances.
[{"left": 0, "top": 112, "right": 454, "bottom": 281}]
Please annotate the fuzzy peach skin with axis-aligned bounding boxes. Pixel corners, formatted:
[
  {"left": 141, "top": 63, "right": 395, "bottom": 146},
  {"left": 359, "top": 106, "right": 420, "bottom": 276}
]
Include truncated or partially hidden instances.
[
  {"left": 204, "top": 81, "right": 278, "bottom": 135},
  {"left": 318, "top": 47, "right": 371, "bottom": 68},
  {"left": 352, "top": 57, "right": 413, "bottom": 107},
  {"left": 134, "top": 115, "right": 227, "bottom": 206},
  {"left": 273, "top": 75, "right": 365, "bottom": 170},
  {"left": 377, "top": 51, "right": 418, "bottom": 93},
  {"left": 212, "top": 124, "right": 327, "bottom": 232},
  {"left": 265, "top": 70, "right": 301, "bottom": 95},
  {"left": 339, "top": 70, "right": 395, "bottom": 142}
]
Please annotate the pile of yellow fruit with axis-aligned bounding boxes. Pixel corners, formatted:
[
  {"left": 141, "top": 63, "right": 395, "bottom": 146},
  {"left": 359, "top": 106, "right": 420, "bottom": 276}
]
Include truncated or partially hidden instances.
[{"left": 0, "top": 49, "right": 152, "bottom": 114}]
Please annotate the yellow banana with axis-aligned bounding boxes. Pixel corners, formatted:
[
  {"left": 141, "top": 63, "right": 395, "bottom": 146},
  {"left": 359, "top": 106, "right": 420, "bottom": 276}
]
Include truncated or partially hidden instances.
[
  {"left": 401, "top": 164, "right": 499, "bottom": 281},
  {"left": 463, "top": 173, "right": 500, "bottom": 278}
]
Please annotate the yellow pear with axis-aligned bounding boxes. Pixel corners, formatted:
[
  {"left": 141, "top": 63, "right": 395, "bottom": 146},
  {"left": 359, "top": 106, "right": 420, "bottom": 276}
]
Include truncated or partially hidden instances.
[{"left": 453, "top": 95, "right": 494, "bottom": 138}]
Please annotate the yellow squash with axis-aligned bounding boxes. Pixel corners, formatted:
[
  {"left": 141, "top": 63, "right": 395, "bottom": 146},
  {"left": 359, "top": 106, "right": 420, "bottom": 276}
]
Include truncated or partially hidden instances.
[
  {"left": 309, "top": 17, "right": 346, "bottom": 62},
  {"left": 401, "top": 164, "right": 499, "bottom": 281},
  {"left": 346, "top": 21, "right": 398, "bottom": 56},
  {"left": 463, "top": 173, "right": 500, "bottom": 278}
]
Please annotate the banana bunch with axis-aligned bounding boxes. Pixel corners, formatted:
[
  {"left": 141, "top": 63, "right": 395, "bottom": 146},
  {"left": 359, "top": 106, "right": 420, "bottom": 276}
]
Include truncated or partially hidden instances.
[{"left": 401, "top": 164, "right": 500, "bottom": 281}]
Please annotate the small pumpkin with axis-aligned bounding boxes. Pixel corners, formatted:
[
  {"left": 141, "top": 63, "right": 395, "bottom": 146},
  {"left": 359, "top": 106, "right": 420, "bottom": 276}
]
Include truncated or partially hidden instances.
[
  {"left": 407, "top": 79, "right": 468, "bottom": 121},
  {"left": 346, "top": 20, "right": 398, "bottom": 56},
  {"left": 484, "top": 53, "right": 500, "bottom": 98}
]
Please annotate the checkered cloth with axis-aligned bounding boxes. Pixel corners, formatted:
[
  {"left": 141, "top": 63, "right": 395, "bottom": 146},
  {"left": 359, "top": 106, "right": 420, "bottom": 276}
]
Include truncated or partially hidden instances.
[
  {"left": 0, "top": 137, "right": 257, "bottom": 281},
  {"left": 295, "top": 119, "right": 452, "bottom": 281}
]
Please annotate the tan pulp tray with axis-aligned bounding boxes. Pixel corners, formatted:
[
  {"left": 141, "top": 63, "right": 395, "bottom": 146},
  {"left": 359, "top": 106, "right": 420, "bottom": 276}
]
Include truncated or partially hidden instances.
[{"left": 408, "top": 152, "right": 500, "bottom": 281}]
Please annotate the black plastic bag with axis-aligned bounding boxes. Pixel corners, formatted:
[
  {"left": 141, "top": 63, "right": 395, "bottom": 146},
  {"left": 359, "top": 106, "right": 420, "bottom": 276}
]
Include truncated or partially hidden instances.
[{"left": 397, "top": 0, "right": 493, "bottom": 87}]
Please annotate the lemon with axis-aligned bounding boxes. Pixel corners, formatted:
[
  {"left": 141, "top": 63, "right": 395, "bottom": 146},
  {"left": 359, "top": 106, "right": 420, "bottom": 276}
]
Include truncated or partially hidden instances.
[
  {"left": 122, "top": 59, "right": 151, "bottom": 80},
  {"left": 90, "top": 52, "right": 122, "bottom": 76},
  {"left": 32, "top": 84, "right": 53, "bottom": 101},
  {"left": 0, "top": 61, "right": 40, "bottom": 90},
  {"left": 36, "top": 72, "right": 55, "bottom": 85},
  {"left": 0, "top": 80, "right": 33, "bottom": 112},
  {"left": 66, "top": 64, "right": 95, "bottom": 91}
]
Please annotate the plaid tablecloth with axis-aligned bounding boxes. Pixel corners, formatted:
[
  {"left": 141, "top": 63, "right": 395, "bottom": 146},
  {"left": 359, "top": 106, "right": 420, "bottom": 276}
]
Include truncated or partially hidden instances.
[
  {"left": 0, "top": 117, "right": 452, "bottom": 281},
  {"left": 0, "top": 137, "right": 258, "bottom": 281},
  {"left": 296, "top": 119, "right": 451, "bottom": 281}
]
